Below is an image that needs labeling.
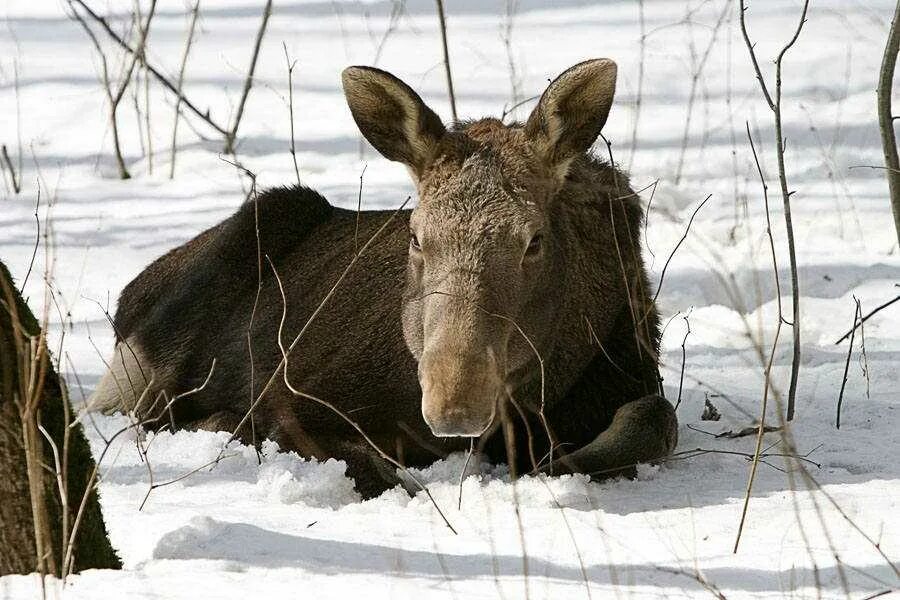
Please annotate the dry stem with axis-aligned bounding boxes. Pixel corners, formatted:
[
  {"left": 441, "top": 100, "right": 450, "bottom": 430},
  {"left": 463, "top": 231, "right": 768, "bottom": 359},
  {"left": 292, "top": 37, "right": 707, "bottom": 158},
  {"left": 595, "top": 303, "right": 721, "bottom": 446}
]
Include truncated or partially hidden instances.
[{"left": 739, "top": 0, "right": 809, "bottom": 421}]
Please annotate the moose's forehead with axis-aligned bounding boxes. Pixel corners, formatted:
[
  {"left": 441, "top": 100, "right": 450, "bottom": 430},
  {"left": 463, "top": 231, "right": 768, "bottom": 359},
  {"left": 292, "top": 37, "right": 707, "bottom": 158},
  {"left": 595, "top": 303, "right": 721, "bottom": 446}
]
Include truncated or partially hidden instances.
[{"left": 414, "top": 144, "right": 545, "bottom": 237}]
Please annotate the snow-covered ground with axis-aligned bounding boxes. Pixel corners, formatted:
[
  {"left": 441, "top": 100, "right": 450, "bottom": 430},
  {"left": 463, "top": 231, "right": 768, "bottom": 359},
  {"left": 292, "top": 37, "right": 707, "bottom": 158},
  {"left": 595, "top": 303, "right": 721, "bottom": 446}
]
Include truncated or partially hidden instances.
[{"left": 1, "top": 0, "right": 898, "bottom": 598}]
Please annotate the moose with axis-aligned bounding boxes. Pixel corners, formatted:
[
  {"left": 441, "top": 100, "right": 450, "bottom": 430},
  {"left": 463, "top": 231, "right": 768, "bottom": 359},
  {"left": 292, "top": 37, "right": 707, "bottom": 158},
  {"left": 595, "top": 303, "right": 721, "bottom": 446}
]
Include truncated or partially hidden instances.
[{"left": 92, "top": 59, "right": 678, "bottom": 498}]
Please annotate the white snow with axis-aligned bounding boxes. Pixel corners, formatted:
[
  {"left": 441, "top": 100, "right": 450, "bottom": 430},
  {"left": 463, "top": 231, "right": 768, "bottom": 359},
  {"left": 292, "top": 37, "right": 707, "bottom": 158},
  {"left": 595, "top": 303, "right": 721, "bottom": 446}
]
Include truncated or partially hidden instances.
[{"left": 1, "top": 0, "right": 898, "bottom": 598}]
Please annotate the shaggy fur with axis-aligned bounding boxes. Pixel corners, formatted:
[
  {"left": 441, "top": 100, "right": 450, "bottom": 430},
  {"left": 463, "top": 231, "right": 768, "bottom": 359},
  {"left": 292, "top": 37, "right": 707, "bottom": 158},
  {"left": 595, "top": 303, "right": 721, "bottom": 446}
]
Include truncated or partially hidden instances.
[{"left": 93, "top": 60, "right": 677, "bottom": 497}]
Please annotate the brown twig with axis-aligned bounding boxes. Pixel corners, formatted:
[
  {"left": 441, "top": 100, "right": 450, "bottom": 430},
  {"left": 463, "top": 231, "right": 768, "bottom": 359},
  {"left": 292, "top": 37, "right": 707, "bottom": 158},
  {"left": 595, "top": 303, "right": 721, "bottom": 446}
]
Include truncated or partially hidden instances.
[
  {"left": 674, "top": 0, "right": 730, "bottom": 184},
  {"left": 739, "top": 0, "right": 809, "bottom": 422},
  {"left": 675, "top": 308, "right": 692, "bottom": 410},
  {"left": 168, "top": 0, "right": 200, "bottom": 179},
  {"left": 354, "top": 165, "right": 367, "bottom": 253},
  {"left": 69, "top": 0, "right": 158, "bottom": 179},
  {"left": 138, "top": 359, "right": 217, "bottom": 510},
  {"left": 434, "top": 0, "right": 458, "bottom": 122},
  {"left": 628, "top": 0, "right": 646, "bottom": 170},
  {"left": 67, "top": 0, "right": 228, "bottom": 139},
  {"left": 878, "top": 0, "right": 900, "bottom": 243},
  {"left": 282, "top": 42, "right": 301, "bottom": 187},
  {"left": 457, "top": 437, "right": 474, "bottom": 510},
  {"left": 734, "top": 122, "right": 785, "bottom": 554},
  {"left": 500, "top": 0, "right": 521, "bottom": 116},
  {"left": 224, "top": 0, "right": 273, "bottom": 154},
  {"left": 649, "top": 194, "right": 712, "bottom": 308},
  {"left": 1, "top": 144, "right": 20, "bottom": 194},
  {"left": 20, "top": 187, "right": 41, "bottom": 294},
  {"left": 834, "top": 291, "right": 900, "bottom": 344},
  {"left": 836, "top": 297, "right": 861, "bottom": 430}
]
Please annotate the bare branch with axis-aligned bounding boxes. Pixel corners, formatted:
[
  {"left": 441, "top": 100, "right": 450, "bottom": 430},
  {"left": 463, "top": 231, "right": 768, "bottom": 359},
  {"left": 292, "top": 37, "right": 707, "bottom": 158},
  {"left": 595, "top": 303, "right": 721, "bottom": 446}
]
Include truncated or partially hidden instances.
[
  {"left": 739, "top": 0, "right": 809, "bottom": 421},
  {"left": 224, "top": 0, "right": 273, "bottom": 154},
  {"left": 836, "top": 298, "right": 861, "bottom": 430},
  {"left": 733, "top": 122, "right": 785, "bottom": 554},
  {"left": 67, "top": 0, "right": 229, "bottom": 138},
  {"left": 1, "top": 145, "right": 20, "bottom": 194},
  {"left": 434, "top": 0, "right": 458, "bottom": 122},
  {"left": 834, "top": 291, "right": 900, "bottom": 344},
  {"left": 282, "top": 42, "right": 301, "bottom": 187},
  {"left": 169, "top": 0, "right": 200, "bottom": 179}
]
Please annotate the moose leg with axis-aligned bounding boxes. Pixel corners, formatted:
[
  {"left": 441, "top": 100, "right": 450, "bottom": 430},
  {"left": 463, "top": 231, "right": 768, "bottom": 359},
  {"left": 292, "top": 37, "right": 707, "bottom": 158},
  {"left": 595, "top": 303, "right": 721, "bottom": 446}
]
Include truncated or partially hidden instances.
[
  {"left": 333, "top": 440, "right": 404, "bottom": 500},
  {"left": 541, "top": 395, "right": 677, "bottom": 479}
]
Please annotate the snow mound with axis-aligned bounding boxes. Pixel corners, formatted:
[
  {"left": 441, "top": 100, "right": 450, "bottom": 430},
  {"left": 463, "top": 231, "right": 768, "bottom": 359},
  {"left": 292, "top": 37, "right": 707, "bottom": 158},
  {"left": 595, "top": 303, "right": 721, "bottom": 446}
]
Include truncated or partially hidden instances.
[{"left": 93, "top": 415, "right": 359, "bottom": 509}]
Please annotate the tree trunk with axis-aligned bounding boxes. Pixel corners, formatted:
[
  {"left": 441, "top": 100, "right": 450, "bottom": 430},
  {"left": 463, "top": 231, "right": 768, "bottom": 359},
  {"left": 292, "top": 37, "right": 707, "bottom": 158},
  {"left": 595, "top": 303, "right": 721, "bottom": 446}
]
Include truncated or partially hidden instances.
[{"left": 0, "top": 260, "right": 120, "bottom": 576}]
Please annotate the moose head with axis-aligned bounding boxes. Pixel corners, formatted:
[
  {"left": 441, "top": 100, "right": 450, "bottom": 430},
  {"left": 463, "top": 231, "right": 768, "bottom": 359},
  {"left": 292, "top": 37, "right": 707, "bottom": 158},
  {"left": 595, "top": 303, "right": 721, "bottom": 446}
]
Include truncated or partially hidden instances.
[{"left": 342, "top": 59, "right": 618, "bottom": 438}]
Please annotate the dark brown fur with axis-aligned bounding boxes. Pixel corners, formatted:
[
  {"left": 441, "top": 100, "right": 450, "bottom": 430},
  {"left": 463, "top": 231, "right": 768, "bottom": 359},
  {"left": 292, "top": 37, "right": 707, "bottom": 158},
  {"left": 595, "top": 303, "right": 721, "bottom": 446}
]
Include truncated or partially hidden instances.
[{"left": 95, "top": 61, "right": 677, "bottom": 497}]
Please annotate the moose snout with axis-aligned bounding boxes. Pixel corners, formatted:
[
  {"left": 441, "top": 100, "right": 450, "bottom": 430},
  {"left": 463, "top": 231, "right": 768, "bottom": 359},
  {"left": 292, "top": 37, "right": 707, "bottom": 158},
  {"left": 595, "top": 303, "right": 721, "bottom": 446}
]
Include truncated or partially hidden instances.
[{"left": 419, "top": 346, "right": 503, "bottom": 437}]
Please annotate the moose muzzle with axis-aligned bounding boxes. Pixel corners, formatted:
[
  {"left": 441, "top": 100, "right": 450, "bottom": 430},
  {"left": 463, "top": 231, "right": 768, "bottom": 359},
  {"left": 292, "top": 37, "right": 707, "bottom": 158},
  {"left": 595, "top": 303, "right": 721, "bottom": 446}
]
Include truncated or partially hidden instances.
[{"left": 419, "top": 345, "right": 503, "bottom": 437}]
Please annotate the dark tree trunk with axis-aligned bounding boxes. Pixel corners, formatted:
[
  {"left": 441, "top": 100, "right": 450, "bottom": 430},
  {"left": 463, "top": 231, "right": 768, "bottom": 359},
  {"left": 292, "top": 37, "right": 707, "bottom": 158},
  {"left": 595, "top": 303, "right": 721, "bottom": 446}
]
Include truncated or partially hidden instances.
[{"left": 0, "top": 260, "right": 120, "bottom": 576}]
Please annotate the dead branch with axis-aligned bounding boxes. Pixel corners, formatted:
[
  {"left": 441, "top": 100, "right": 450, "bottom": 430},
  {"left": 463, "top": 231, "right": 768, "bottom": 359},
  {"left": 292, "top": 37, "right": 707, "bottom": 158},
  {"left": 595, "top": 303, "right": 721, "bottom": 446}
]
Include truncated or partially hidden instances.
[
  {"left": 674, "top": 0, "right": 730, "bottom": 184},
  {"left": 628, "top": 0, "right": 646, "bottom": 170},
  {"left": 224, "top": 0, "right": 273, "bottom": 154},
  {"left": 878, "top": 0, "right": 900, "bottom": 243},
  {"left": 67, "top": 0, "right": 229, "bottom": 139},
  {"left": 834, "top": 291, "right": 900, "bottom": 344},
  {"left": 585, "top": 443, "right": 822, "bottom": 478},
  {"left": 654, "top": 565, "right": 728, "bottom": 600},
  {"left": 500, "top": 94, "right": 539, "bottom": 123},
  {"left": 836, "top": 298, "right": 861, "bottom": 430},
  {"left": 739, "top": 0, "right": 809, "bottom": 421},
  {"left": 169, "top": 0, "right": 200, "bottom": 179},
  {"left": 649, "top": 194, "right": 712, "bottom": 307},
  {"left": 354, "top": 165, "right": 367, "bottom": 253},
  {"left": 734, "top": 121, "right": 785, "bottom": 554},
  {"left": 1, "top": 145, "right": 20, "bottom": 194},
  {"left": 282, "top": 42, "right": 301, "bottom": 187},
  {"left": 457, "top": 437, "right": 474, "bottom": 510},
  {"left": 857, "top": 297, "right": 871, "bottom": 400},
  {"left": 500, "top": 0, "right": 521, "bottom": 115},
  {"left": 69, "top": 0, "right": 158, "bottom": 179},
  {"left": 675, "top": 308, "right": 692, "bottom": 410},
  {"left": 434, "top": 0, "right": 458, "bottom": 122},
  {"left": 20, "top": 188, "right": 40, "bottom": 295}
]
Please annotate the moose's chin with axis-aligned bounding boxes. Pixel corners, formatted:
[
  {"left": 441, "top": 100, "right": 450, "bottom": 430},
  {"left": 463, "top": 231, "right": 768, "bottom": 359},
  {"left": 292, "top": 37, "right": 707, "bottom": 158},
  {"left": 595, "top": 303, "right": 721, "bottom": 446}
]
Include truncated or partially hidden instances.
[
  {"left": 428, "top": 423, "right": 491, "bottom": 438},
  {"left": 423, "top": 411, "right": 494, "bottom": 438}
]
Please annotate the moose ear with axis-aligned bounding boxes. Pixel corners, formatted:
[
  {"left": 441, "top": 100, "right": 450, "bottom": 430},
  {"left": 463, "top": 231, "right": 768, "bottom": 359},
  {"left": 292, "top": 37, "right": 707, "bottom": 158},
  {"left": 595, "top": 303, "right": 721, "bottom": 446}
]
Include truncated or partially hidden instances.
[
  {"left": 523, "top": 59, "right": 617, "bottom": 171},
  {"left": 342, "top": 66, "right": 446, "bottom": 176}
]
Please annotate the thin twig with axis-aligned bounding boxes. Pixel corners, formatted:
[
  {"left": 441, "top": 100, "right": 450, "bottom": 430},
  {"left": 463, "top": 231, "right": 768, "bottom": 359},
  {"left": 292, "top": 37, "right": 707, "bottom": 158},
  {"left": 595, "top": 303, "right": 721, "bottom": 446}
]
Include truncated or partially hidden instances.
[
  {"left": 354, "top": 164, "right": 367, "bottom": 254},
  {"left": 834, "top": 292, "right": 900, "bottom": 344},
  {"left": 20, "top": 187, "right": 41, "bottom": 294},
  {"left": 225, "top": 0, "right": 273, "bottom": 153},
  {"left": 434, "top": 0, "right": 458, "bottom": 122},
  {"left": 675, "top": 308, "right": 692, "bottom": 410},
  {"left": 836, "top": 298, "right": 861, "bottom": 430},
  {"left": 733, "top": 122, "right": 785, "bottom": 554},
  {"left": 283, "top": 42, "right": 301, "bottom": 187},
  {"left": 1, "top": 144, "right": 20, "bottom": 193},
  {"left": 457, "top": 437, "right": 474, "bottom": 510},
  {"left": 67, "top": 0, "right": 229, "bottom": 138},
  {"left": 169, "top": 0, "right": 200, "bottom": 179},
  {"left": 649, "top": 194, "right": 712, "bottom": 307},
  {"left": 739, "top": 0, "right": 809, "bottom": 421}
]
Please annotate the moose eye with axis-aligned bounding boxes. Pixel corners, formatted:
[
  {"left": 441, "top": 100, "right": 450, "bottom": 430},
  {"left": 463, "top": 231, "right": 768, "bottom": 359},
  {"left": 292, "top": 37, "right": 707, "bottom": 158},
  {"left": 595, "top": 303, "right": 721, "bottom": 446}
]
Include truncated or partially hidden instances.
[
  {"left": 410, "top": 232, "right": 422, "bottom": 251},
  {"left": 525, "top": 233, "right": 543, "bottom": 257}
]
